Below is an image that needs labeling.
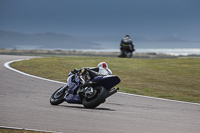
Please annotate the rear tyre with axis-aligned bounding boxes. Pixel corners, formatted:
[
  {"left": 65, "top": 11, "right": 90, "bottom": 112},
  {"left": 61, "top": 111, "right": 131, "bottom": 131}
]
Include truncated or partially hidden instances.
[
  {"left": 50, "top": 87, "right": 66, "bottom": 105},
  {"left": 82, "top": 86, "right": 107, "bottom": 109}
]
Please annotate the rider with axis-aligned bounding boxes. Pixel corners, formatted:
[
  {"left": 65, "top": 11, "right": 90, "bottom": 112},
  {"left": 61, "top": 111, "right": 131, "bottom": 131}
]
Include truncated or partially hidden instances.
[
  {"left": 73, "top": 62, "right": 112, "bottom": 88},
  {"left": 119, "top": 35, "right": 135, "bottom": 57}
]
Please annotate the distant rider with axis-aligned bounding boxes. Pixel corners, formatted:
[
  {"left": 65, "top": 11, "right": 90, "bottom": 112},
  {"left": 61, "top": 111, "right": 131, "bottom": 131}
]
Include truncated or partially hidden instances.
[{"left": 118, "top": 35, "right": 135, "bottom": 57}]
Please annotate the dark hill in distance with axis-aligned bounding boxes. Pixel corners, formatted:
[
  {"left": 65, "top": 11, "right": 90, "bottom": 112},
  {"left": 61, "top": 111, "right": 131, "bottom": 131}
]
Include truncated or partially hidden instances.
[
  {"left": 0, "top": 30, "right": 199, "bottom": 49},
  {"left": 0, "top": 30, "right": 100, "bottom": 49}
]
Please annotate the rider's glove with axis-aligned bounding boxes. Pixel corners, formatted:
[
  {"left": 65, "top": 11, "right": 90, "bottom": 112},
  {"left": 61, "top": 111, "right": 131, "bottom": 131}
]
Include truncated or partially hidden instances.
[{"left": 72, "top": 68, "right": 80, "bottom": 73}]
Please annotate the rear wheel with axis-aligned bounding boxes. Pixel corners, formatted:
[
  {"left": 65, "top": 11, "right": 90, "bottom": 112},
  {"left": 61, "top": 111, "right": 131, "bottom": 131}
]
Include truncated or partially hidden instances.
[
  {"left": 82, "top": 86, "right": 107, "bottom": 109},
  {"left": 50, "top": 87, "right": 66, "bottom": 105}
]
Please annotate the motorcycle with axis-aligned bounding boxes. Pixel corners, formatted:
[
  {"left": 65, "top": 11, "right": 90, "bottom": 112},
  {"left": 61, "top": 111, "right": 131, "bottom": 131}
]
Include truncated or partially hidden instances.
[
  {"left": 118, "top": 46, "right": 135, "bottom": 58},
  {"left": 50, "top": 68, "right": 120, "bottom": 109}
]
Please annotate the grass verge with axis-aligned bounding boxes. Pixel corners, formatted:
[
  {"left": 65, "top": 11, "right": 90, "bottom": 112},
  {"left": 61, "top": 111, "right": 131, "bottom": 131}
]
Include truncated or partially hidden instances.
[{"left": 10, "top": 56, "right": 200, "bottom": 103}]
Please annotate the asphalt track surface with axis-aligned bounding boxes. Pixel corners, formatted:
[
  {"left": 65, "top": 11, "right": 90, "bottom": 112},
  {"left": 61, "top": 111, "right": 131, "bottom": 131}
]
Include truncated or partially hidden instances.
[{"left": 0, "top": 55, "right": 200, "bottom": 133}]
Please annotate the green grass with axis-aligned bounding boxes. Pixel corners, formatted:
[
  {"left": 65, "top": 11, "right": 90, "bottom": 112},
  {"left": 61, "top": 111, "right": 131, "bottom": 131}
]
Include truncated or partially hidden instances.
[{"left": 10, "top": 56, "right": 200, "bottom": 103}]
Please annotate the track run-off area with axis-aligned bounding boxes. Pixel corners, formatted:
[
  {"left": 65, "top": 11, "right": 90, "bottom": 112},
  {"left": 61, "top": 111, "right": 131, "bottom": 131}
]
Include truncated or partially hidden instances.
[{"left": 0, "top": 55, "right": 200, "bottom": 133}]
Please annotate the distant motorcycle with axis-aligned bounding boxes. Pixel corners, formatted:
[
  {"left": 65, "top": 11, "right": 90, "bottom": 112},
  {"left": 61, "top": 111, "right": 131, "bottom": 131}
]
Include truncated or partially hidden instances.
[
  {"left": 118, "top": 47, "right": 134, "bottom": 58},
  {"left": 50, "top": 68, "right": 120, "bottom": 109}
]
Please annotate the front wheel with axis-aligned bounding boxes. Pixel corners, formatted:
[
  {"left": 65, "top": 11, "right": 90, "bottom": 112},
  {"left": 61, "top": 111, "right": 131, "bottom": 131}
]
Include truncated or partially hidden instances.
[
  {"left": 82, "top": 86, "right": 107, "bottom": 109},
  {"left": 50, "top": 87, "right": 66, "bottom": 105}
]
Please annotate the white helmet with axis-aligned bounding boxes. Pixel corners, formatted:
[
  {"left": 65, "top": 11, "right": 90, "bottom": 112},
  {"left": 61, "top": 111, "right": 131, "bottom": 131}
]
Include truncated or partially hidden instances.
[
  {"left": 97, "top": 62, "right": 108, "bottom": 68},
  {"left": 97, "top": 62, "right": 112, "bottom": 75}
]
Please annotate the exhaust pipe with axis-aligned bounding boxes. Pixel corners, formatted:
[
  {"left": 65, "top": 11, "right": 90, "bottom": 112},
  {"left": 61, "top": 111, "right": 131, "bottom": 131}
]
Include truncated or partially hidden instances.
[{"left": 107, "top": 87, "right": 119, "bottom": 98}]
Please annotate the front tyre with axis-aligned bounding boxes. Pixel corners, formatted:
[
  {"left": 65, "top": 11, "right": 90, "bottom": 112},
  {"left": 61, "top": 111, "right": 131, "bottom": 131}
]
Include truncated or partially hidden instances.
[
  {"left": 82, "top": 86, "right": 107, "bottom": 109},
  {"left": 50, "top": 87, "right": 66, "bottom": 105}
]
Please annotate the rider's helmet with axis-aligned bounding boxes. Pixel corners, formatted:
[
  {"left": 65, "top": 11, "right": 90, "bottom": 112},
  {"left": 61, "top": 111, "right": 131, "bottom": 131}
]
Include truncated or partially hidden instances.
[
  {"left": 97, "top": 62, "right": 108, "bottom": 69},
  {"left": 123, "top": 35, "right": 132, "bottom": 43},
  {"left": 97, "top": 62, "right": 112, "bottom": 75},
  {"left": 125, "top": 35, "right": 130, "bottom": 38}
]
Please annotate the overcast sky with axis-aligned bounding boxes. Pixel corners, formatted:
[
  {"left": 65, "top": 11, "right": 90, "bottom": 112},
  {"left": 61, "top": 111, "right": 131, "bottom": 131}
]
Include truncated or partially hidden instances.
[{"left": 0, "top": 0, "right": 200, "bottom": 41}]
